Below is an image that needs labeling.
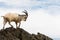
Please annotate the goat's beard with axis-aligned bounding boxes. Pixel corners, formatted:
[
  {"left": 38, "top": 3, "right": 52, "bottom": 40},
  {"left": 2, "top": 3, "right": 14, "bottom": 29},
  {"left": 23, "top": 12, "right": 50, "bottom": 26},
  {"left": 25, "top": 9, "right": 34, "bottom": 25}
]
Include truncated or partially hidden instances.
[{"left": 22, "top": 19, "right": 26, "bottom": 21}]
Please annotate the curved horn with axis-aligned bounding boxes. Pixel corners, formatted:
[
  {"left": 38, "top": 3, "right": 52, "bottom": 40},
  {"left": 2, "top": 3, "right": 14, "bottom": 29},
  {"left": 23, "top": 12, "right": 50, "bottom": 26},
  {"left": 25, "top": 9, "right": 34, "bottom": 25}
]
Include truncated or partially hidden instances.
[{"left": 22, "top": 10, "right": 28, "bottom": 16}]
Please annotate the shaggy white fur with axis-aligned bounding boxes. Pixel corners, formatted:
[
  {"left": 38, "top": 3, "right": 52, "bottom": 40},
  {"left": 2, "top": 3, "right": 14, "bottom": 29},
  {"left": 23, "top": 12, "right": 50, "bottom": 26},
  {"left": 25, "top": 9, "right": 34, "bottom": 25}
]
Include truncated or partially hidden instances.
[{"left": 2, "top": 10, "right": 28, "bottom": 29}]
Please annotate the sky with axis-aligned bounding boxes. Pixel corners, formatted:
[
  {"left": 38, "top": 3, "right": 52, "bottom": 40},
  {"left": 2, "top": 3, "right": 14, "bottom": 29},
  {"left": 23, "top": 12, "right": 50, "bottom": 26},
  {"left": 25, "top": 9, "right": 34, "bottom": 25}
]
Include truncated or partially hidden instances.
[{"left": 0, "top": 0, "right": 60, "bottom": 39}]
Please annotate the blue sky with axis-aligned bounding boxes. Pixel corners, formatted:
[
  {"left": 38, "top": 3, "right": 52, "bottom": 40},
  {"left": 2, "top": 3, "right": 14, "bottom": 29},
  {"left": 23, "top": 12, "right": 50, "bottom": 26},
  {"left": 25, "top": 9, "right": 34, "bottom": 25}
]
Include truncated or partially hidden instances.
[
  {"left": 0, "top": 0, "right": 60, "bottom": 15},
  {"left": 0, "top": 0, "right": 60, "bottom": 39},
  {"left": 0, "top": 0, "right": 60, "bottom": 9}
]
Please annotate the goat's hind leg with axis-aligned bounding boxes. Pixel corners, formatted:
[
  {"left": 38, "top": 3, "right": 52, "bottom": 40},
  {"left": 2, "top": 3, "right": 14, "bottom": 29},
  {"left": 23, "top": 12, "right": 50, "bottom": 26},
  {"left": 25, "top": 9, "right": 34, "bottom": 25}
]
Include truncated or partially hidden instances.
[{"left": 3, "top": 19, "right": 7, "bottom": 29}]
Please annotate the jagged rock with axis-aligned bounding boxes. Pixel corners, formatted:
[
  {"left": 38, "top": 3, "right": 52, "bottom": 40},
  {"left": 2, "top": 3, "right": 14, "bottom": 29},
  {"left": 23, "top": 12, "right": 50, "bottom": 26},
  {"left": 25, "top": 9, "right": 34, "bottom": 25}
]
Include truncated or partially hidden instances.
[{"left": 0, "top": 27, "right": 53, "bottom": 40}]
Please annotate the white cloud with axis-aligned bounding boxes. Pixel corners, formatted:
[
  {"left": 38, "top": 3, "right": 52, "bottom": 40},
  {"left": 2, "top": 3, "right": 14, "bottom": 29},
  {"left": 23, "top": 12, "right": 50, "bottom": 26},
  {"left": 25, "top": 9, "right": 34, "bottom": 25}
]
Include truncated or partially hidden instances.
[
  {"left": 20, "top": 9, "right": 60, "bottom": 38},
  {"left": 0, "top": 0, "right": 52, "bottom": 9},
  {"left": 0, "top": 0, "right": 60, "bottom": 7},
  {"left": 0, "top": 8, "right": 60, "bottom": 38},
  {"left": 47, "top": 5, "right": 60, "bottom": 15},
  {"left": 0, "top": 0, "right": 32, "bottom": 7},
  {"left": 0, "top": 0, "right": 60, "bottom": 38}
]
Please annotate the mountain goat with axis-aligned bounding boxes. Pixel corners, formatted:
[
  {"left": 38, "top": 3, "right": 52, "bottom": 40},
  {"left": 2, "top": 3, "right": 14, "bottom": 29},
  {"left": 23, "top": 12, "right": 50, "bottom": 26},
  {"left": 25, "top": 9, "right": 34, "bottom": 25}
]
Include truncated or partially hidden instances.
[{"left": 2, "top": 10, "right": 28, "bottom": 29}]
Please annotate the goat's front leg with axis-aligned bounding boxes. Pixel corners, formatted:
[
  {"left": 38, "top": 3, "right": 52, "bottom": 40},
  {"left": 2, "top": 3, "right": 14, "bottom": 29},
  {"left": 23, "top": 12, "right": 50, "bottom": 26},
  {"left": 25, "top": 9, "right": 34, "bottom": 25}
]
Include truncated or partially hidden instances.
[
  {"left": 15, "top": 22, "right": 18, "bottom": 28},
  {"left": 18, "top": 22, "right": 21, "bottom": 28},
  {"left": 9, "top": 22, "right": 13, "bottom": 27}
]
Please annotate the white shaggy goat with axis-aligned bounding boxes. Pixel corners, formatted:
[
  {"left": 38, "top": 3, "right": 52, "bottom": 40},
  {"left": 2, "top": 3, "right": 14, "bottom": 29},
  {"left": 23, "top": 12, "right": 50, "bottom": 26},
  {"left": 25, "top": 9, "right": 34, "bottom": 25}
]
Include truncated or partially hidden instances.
[{"left": 2, "top": 10, "right": 28, "bottom": 29}]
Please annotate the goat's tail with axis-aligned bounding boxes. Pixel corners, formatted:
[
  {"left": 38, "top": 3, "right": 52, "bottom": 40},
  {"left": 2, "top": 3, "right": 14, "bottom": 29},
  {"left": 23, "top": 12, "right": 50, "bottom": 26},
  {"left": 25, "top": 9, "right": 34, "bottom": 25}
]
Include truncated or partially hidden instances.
[
  {"left": 1, "top": 16, "right": 4, "bottom": 17},
  {"left": 1, "top": 16, "right": 6, "bottom": 19},
  {"left": 1, "top": 16, "right": 7, "bottom": 21}
]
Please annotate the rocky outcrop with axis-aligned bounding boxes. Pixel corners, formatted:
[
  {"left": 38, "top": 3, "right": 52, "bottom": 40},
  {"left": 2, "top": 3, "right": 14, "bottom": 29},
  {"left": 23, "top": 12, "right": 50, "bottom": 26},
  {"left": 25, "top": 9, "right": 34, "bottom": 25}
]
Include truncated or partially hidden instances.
[{"left": 0, "top": 27, "right": 53, "bottom": 40}]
